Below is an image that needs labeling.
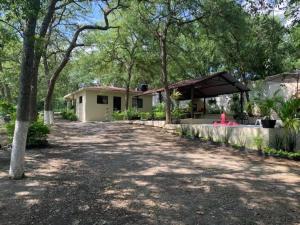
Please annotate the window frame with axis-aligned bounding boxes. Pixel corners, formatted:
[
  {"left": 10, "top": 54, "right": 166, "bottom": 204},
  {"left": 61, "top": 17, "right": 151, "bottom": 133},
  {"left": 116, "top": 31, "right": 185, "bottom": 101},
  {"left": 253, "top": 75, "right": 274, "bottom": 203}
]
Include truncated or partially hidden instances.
[
  {"left": 132, "top": 97, "right": 143, "bottom": 108},
  {"left": 97, "top": 95, "right": 108, "bottom": 104},
  {"left": 79, "top": 96, "right": 83, "bottom": 104}
]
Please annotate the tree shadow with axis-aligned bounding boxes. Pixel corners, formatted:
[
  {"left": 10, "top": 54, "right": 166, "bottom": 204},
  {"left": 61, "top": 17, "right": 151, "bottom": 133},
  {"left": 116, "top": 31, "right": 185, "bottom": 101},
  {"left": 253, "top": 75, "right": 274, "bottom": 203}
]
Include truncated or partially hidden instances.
[{"left": 0, "top": 121, "right": 299, "bottom": 225}]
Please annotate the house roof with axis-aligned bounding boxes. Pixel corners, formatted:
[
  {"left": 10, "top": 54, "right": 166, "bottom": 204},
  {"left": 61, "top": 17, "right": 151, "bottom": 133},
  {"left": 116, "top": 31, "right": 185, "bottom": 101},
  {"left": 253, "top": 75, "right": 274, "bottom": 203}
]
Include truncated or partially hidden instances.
[
  {"left": 64, "top": 86, "right": 152, "bottom": 100},
  {"left": 141, "top": 71, "right": 250, "bottom": 100},
  {"left": 265, "top": 71, "right": 300, "bottom": 83}
]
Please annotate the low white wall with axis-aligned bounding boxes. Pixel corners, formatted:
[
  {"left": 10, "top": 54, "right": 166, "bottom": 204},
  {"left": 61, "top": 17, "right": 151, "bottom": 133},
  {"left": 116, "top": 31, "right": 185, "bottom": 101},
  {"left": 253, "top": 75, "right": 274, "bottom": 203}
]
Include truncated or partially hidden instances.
[{"left": 120, "top": 120, "right": 300, "bottom": 151}]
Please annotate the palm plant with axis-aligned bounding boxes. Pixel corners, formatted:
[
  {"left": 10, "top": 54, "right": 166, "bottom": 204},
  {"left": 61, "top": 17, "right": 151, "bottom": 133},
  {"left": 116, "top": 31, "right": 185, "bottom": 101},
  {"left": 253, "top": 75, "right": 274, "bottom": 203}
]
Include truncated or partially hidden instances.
[{"left": 275, "top": 97, "right": 300, "bottom": 151}]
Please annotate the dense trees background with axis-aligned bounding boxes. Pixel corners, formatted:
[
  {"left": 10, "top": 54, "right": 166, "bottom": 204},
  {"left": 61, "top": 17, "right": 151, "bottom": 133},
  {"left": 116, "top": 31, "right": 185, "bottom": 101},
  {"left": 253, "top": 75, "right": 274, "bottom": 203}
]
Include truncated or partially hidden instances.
[{"left": 1, "top": 0, "right": 299, "bottom": 109}]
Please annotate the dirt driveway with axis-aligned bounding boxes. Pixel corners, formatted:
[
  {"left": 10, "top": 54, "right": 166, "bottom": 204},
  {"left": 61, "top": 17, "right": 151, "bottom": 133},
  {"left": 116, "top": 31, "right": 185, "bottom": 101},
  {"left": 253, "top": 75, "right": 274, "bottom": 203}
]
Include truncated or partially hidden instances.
[{"left": 0, "top": 121, "right": 299, "bottom": 225}]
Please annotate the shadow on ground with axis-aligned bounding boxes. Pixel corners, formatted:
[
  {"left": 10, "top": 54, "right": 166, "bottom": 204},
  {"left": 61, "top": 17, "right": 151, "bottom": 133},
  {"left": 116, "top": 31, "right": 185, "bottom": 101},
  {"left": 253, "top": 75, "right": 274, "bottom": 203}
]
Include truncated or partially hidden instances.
[{"left": 0, "top": 121, "right": 299, "bottom": 225}]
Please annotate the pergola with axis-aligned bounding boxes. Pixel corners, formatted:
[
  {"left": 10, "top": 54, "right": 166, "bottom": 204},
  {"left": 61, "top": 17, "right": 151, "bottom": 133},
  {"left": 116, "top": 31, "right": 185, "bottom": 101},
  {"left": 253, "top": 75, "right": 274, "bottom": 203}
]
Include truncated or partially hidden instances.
[{"left": 146, "top": 71, "right": 250, "bottom": 116}]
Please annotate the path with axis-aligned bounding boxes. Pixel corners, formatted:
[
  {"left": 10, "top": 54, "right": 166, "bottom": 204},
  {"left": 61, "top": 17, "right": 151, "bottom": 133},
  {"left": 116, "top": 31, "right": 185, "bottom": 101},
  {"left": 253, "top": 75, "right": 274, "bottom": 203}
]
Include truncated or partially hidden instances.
[{"left": 0, "top": 121, "right": 299, "bottom": 225}]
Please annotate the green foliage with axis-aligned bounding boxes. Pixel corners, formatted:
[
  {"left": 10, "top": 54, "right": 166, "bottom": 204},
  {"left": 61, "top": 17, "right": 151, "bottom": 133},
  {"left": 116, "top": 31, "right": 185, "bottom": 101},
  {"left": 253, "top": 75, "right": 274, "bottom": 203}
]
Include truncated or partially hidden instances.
[
  {"left": 171, "top": 108, "right": 184, "bottom": 119},
  {"left": 273, "top": 97, "right": 300, "bottom": 152},
  {"left": 245, "top": 101, "right": 254, "bottom": 117},
  {"left": 263, "top": 147, "right": 300, "bottom": 161},
  {"left": 61, "top": 110, "right": 77, "bottom": 121},
  {"left": 6, "top": 120, "right": 50, "bottom": 148},
  {"left": 0, "top": 100, "right": 15, "bottom": 116},
  {"left": 139, "top": 112, "right": 152, "bottom": 120},
  {"left": 112, "top": 111, "right": 125, "bottom": 121},
  {"left": 229, "top": 94, "right": 242, "bottom": 117},
  {"left": 253, "top": 135, "right": 264, "bottom": 150},
  {"left": 274, "top": 97, "right": 300, "bottom": 132},
  {"left": 153, "top": 103, "right": 166, "bottom": 120},
  {"left": 153, "top": 111, "right": 165, "bottom": 120},
  {"left": 124, "top": 108, "right": 140, "bottom": 120}
]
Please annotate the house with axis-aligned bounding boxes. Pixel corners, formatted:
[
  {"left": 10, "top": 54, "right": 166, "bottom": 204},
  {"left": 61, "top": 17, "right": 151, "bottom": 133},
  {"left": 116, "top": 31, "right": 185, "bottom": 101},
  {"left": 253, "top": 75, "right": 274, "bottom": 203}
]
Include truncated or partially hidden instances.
[
  {"left": 64, "top": 86, "right": 153, "bottom": 122},
  {"left": 265, "top": 71, "right": 300, "bottom": 99}
]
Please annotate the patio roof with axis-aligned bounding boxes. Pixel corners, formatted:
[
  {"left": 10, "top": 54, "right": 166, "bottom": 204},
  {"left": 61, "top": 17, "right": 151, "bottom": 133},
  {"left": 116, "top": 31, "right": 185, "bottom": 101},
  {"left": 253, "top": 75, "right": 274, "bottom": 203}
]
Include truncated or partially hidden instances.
[{"left": 144, "top": 71, "right": 250, "bottom": 100}]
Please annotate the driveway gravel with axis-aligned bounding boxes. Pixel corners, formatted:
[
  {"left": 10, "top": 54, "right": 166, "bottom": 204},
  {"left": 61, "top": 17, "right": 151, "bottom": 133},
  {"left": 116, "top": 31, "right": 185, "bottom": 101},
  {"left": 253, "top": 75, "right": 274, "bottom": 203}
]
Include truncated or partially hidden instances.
[{"left": 0, "top": 121, "right": 299, "bottom": 225}]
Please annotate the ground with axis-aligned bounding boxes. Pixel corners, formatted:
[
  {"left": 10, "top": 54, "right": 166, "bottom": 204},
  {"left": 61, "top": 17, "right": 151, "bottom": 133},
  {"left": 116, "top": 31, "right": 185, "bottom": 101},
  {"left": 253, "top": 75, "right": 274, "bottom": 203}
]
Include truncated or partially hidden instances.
[{"left": 0, "top": 121, "right": 300, "bottom": 225}]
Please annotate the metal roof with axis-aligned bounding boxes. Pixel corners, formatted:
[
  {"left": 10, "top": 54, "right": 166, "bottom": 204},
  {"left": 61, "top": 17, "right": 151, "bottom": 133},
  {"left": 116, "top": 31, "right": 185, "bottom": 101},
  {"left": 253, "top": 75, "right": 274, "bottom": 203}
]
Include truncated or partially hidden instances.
[{"left": 142, "top": 71, "right": 250, "bottom": 99}]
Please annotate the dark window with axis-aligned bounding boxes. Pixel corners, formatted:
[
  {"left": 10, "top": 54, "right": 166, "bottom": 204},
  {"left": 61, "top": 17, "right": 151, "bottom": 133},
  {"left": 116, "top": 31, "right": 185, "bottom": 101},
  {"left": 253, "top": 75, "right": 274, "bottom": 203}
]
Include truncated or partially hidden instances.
[
  {"left": 132, "top": 97, "right": 143, "bottom": 108},
  {"left": 79, "top": 96, "right": 82, "bottom": 104},
  {"left": 97, "top": 95, "right": 108, "bottom": 104}
]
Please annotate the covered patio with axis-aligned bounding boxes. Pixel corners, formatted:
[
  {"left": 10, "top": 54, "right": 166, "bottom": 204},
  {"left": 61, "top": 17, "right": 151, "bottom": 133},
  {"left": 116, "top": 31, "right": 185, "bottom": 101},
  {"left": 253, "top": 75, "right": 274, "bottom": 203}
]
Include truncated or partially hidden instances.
[{"left": 150, "top": 71, "right": 250, "bottom": 123}]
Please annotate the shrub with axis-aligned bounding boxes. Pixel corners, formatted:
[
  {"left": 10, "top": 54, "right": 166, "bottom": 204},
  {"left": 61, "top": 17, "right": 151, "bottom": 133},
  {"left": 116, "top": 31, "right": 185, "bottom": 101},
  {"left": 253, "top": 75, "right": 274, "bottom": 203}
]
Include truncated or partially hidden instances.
[
  {"left": 171, "top": 108, "right": 184, "bottom": 119},
  {"left": 262, "top": 147, "right": 300, "bottom": 161},
  {"left": 0, "top": 100, "right": 15, "bottom": 116},
  {"left": 139, "top": 112, "right": 152, "bottom": 120},
  {"left": 112, "top": 111, "right": 125, "bottom": 120},
  {"left": 253, "top": 135, "right": 264, "bottom": 150},
  {"left": 153, "top": 111, "right": 165, "bottom": 120},
  {"left": 6, "top": 120, "right": 50, "bottom": 148},
  {"left": 61, "top": 110, "right": 77, "bottom": 121},
  {"left": 153, "top": 103, "right": 165, "bottom": 113},
  {"left": 124, "top": 108, "right": 140, "bottom": 120}
]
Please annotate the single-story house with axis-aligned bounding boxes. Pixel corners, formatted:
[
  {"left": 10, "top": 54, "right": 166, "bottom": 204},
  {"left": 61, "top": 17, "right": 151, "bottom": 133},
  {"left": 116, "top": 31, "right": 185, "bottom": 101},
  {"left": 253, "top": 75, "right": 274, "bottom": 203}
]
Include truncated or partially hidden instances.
[
  {"left": 265, "top": 71, "right": 300, "bottom": 99},
  {"left": 64, "top": 86, "right": 153, "bottom": 122}
]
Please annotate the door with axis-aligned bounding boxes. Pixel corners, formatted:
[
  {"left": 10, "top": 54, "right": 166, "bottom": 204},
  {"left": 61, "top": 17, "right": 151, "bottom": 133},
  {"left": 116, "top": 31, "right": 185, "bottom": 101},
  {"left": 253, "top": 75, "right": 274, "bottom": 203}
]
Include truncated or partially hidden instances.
[{"left": 113, "top": 96, "right": 122, "bottom": 111}]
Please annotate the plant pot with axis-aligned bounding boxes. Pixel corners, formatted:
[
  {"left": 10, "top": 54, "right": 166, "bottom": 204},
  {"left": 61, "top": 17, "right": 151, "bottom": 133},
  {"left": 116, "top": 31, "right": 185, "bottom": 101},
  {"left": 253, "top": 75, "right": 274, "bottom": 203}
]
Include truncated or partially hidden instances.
[{"left": 261, "top": 119, "right": 276, "bottom": 128}]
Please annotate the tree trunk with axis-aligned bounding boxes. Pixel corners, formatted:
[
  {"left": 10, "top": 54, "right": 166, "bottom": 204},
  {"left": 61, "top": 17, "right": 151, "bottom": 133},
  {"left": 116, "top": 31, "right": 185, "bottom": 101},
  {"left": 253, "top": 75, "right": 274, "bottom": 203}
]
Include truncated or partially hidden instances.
[
  {"left": 125, "top": 84, "right": 130, "bottom": 110},
  {"left": 159, "top": 35, "right": 171, "bottom": 124},
  {"left": 29, "top": 0, "right": 57, "bottom": 121},
  {"left": 44, "top": 81, "right": 54, "bottom": 125},
  {"left": 125, "top": 64, "right": 133, "bottom": 110},
  {"left": 9, "top": 0, "right": 40, "bottom": 179}
]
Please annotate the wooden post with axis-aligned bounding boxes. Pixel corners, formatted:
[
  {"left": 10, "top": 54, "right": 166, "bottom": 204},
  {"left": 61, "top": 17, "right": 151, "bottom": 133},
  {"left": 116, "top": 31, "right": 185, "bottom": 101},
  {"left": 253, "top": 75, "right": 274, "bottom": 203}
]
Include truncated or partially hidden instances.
[
  {"left": 240, "top": 92, "right": 244, "bottom": 114},
  {"left": 190, "top": 86, "right": 194, "bottom": 118},
  {"left": 203, "top": 98, "right": 206, "bottom": 115},
  {"left": 158, "top": 91, "right": 163, "bottom": 103}
]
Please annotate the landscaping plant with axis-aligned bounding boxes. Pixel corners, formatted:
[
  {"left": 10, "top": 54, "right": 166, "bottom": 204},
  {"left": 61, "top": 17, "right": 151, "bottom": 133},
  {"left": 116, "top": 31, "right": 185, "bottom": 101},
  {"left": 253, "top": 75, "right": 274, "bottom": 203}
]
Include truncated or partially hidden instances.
[
  {"left": 61, "top": 110, "right": 78, "bottom": 121},
  {"left": 274, "top": 97, "right": 300, "bottom": 152},
  {"left": 6, "top": 119, "right": 50, "bottom": 148}
]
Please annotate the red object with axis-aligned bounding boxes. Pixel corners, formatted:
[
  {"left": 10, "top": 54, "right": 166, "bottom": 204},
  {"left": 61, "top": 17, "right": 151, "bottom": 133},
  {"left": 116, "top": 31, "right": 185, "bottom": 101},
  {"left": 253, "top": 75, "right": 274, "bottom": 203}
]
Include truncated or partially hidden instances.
[
  {"left": 213, "top": 112, "right": 239, "bottom": 127},
  {"left": 221, "top": 112, "right": 226, "bottom": 124}
]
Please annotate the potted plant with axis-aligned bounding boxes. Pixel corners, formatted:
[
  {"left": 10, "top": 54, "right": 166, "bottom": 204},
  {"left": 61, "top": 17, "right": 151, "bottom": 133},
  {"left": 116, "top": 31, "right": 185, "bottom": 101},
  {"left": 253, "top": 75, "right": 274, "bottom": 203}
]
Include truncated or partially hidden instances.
[{"left": 257, "top": 98, "right": 277, "bottom": 128}]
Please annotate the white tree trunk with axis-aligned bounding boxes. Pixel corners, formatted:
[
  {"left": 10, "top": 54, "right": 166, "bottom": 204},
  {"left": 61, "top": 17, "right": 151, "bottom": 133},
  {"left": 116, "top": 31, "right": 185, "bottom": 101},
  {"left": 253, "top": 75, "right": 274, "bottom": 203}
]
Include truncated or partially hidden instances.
[
  {"left": 9, "top": 121, "right": 30, "bottom": 179},
  {"left": 44, "top": 110, "right": 54, "bottom": 125}
]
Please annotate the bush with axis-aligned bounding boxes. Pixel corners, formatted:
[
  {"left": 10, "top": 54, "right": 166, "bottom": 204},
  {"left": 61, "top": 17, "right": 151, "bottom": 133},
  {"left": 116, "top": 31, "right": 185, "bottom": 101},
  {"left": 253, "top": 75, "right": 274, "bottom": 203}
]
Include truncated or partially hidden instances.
[
  {"left": 0, "top": 100, "right": 16, "bottom": 122},
  {"left": 124, "top": 108, "right": 140, "bottom": 120},
  {"left": 153, "top": 111, "right": 165, "bottom": 120},
  {"left": 171, "top": 108, "right": 184, "bottom": 119},
  {"left": 0, "top": 100, "right": 15, "bottom": 116},
  {"left": 139, "top": 112, "right": 152, "bottom": 120},
  {"left": 263, "top": 147, "right": 300, "bottom": 161},
  {"left": 112, "top": 111, "right": 125, "bottom": 120},
  {"left": 61, "top": 110, "right": 77, "bottom": 121},
  {"left": 6, "top": 120, "right": 50, "bottom": 148}
]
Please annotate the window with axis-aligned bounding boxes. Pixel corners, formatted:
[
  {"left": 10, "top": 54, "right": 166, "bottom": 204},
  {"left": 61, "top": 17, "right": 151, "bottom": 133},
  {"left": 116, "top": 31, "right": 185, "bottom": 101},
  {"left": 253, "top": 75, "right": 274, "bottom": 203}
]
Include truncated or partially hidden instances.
[
  {"left": 132, "top": 97, "right": 143, "bottom": 108},
  {"left": 97, "top": 95, "right": 108, "bottom": 104},
  {"left": 79, "top": 96, "right": 82, "bottom": 104}
]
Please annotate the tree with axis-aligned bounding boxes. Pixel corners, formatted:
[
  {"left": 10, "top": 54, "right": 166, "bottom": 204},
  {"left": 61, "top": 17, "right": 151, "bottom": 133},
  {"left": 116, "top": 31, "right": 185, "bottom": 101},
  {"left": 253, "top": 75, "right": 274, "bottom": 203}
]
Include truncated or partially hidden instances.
[
  {"left": 43, "top": 0, "right": 125, "bottom": 124},
  {"left": 137, "top": 0, "right": 205, "bottom": 123},
  {"left": 1, "top": 0, "right": 41, "bottom": 179}
]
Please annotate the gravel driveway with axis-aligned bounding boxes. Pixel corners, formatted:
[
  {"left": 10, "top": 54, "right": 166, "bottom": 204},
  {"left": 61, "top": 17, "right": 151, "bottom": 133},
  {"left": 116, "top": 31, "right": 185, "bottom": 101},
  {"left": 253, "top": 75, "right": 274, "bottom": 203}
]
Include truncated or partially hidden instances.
[{"left": 0, "top": 121, "right": 299, "bottom": 225}]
